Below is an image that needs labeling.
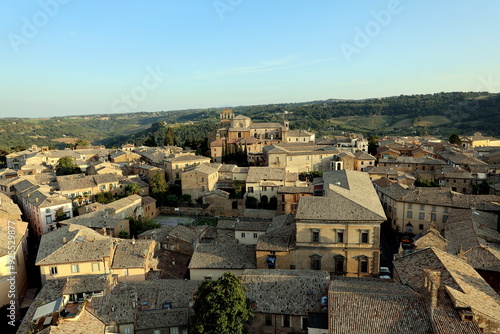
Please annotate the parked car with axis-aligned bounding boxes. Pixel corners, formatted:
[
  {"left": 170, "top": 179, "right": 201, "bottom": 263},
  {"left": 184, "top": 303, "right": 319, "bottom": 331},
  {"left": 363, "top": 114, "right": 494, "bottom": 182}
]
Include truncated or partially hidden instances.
[{"left": 379, "top": 266, "right": 391, "bottom": 279}]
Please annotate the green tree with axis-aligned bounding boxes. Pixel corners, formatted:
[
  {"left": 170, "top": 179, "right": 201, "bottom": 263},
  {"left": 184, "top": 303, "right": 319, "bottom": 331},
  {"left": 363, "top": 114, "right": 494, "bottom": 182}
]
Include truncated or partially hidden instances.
[
  {"left": 150, "top": 172, "right": 168, "bottom": 202},
  {"left": 74, "top": 139, "right": 91, "bottom": 148},
  {"left": 129, "top": 217, "right": 161, "bottom": 237},
  {"left": 164, "top": 126, "right": 175, "bottom": 146},
  {"left": 125, "top": 183, "right": 141, "bottom": 196},
  {"left": 245, "top": 196, "right": 258, "bottom": 209},
  {"left": 56, "top": 156, "right": 82, "bottom": 176},
  {"left": 368, "top": 135, "right": 379, "bottom": 156},
  {"left": 144, "top": 135, "right": 157, "bottom": 147},
  {"left": 118, "top": 230, "right": 129, "bottom": 239},
  {"left": 191, "top": 272, "right": 253, "bottom": 334},
  {"left": 449, "top": 133, "right": 462, "bottom": 146},
  {"left": 54, "top": 207, "right": 68, "bottom": 222}
]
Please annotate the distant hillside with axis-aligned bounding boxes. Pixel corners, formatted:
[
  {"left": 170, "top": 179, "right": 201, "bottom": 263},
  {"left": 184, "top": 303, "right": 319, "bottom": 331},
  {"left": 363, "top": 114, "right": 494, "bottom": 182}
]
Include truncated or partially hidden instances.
[{"left": 0, "top": 92, "right": 499, "bottom": 156}]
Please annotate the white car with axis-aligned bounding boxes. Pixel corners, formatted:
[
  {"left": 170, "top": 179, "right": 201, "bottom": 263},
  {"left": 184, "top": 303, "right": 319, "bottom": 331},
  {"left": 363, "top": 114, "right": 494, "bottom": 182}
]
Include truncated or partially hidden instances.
[{"left": 379, "top": 267, "right": 391, "bottom": 278}]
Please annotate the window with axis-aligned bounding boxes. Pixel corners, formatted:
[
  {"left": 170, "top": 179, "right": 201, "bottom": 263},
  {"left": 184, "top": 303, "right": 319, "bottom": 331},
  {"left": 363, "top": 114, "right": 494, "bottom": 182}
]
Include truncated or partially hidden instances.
[
  {"left": 420, "top": 204, "right": 425, "bottom": 210},
  {"left": 275, "top": 157, "right": 279, "bottom": 163},
  {"left": 201, "top": 177, "right": 204, "bottom": 182},
  {"left": 46, "top": 215, "right": 52, "bottom": 225},
  {"left": 241, "top": 233, "right": 246, "bottom": 238},
  {"left": 334, "top": 255, "right": 345, "bottom": 274},
  {"left": 444, "top": 207, "right": 450, "bottom": 213},
  {"left": 288, "top": 156, "right": 292, "bottom": 161},
  {"left": 124, "top": 269, "right": 129, "bottom": 276},
  {"left": 419, "top": 224, "right": 424, "bottom": 230},
  {"left": 262, "top": 186, "right": 267, "bottom": 191},
  {"left": 442, "top": 215, "right": 449, "bottom": 223},
  {"left": 124, "top": 328, "right": 131, "bottom": 334},
  {"left": 253, "top": 233, "right": 258, "bottom": 239},
  {"left": 430, "top": 213, "right": 437, "bottom": 221},
  {"left": 361, "top": 231, "right": 369, "bottom": 244},
  {"left": 306, "top": 156, "right": 310, "bottom": 160},
  {"left": 408, "top": 203, "right": 413, "bottom": 209},
  {"left": 92, "top": 263, "right": 100, "bottom": 272},
  {"left": 201, "top": 186, "right": 205, "bottom": 192},
  {"left": 312, "top": 230, "right": 320, "bottom": 242},
  {"left": 265, "top": 314, "right": 272, "bottom": 326},
  {"left": 407, "top": 211, "right": 413, "bottom": 218},
  {"left": 283, "top": 315, "right": 290, "bottom": 327},
  {"left": 336, "top": 230, "right": 344, "bottom": 243},
  {"left": 170, "top": 328, "right": 179, "bottom": 334},
  {"left": 360, "top": 260, "right": 368, "bottom": 273},
  {"left": 302, "top": 317, "right": 308, "bottom": 330},
  {"left": 419, "top": 212, "right": 425, "bottom": 220},
  {"left": 154, "top": 330, "right": 161, "bottom": 334},
  {"left": 45, "top": 208, "right": 51, "bottom": 213},
  {"left": 71, "top": 264, "right": 79, "bottom": 273},
  {"left": 204, "top": 276, "right": 212, "bottom": 281},
  {"left": 311, "top": 254, "right": 322, "bottom": 270},
  {"left": 50, "top": 266, "right": 58, "bottom": 275},
  {"left": 248, "top": 187, "right": 254, "bottom": 193},
  {"left": 432, "top": 206, "right": 437, "bottom": 211}
]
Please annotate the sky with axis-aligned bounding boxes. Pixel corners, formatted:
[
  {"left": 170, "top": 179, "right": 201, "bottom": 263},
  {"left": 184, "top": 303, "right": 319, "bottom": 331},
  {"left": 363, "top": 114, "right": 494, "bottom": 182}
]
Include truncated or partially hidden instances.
[{"left": 1, "top": 0, "right": 499, "bottom": 118}]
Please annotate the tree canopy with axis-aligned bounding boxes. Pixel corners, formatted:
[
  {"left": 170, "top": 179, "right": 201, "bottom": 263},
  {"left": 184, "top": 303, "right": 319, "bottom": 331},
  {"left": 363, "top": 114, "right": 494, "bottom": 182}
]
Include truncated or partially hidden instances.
[
  {"left": 449, "top": 133, "right": 462, "bottom": 145},
  {"left": 191, "top": 272, "right": 253, "bottom": 334},
  {"left": 149, "top": 172, "right": 168, "bottom": 200},
  {"left": 55, "top": 156, "right": 81, "bottom": 176}
]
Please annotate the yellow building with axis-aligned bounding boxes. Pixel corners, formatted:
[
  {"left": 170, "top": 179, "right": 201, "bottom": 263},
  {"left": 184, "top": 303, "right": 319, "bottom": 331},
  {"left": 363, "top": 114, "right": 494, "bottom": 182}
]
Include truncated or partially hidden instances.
[
  {"left": 36, "top": 224, "right": 157, "bottom": 285},
  {"left": 294, "top": 170, "right": 386, "bottom": 276}
]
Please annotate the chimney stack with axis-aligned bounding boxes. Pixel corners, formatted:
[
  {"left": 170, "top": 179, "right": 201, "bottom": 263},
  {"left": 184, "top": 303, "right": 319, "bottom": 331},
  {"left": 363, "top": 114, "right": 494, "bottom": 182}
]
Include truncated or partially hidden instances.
[{"left": 423, "top": 269, "right": 441, "bottom": 309}]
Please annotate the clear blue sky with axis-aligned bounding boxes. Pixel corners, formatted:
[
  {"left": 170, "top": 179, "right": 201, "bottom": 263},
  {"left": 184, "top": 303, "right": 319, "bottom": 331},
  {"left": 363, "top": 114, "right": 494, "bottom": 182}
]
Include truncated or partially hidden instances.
[{"left": 1, "top": 0, "right": 499, "bottom": 118}]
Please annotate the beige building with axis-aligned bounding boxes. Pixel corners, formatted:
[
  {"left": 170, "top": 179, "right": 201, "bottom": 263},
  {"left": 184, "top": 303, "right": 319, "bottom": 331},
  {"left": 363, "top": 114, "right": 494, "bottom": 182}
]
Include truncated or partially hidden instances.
[
  {"left": 256, "top": 214, "right": 295, "bottom": 270},
  {"left": 460, "top": 134, "right": 500, "bottom": 149},
  {"left": 14, "top": 178, "right": 73, "bottom": 238},
  {"left": 0, "top": 193, "right": 29, "bottom": 311},
  {"left": 264, "top": 143, "right": 342, "bottom": 173},
  {"left": 246, "top": 167, "right": 298, "bottom": 206},
  {"left": 165, "top": 153, "right": 211, "bottom": 183},
  {"left": 377, "top": 184, "right": 500, "bottom": 233},
  {"left": 37, "top": 224, "right": 157, "bottom": 285},
  {"left": 286, "top": 129, "right": 315, "bottom": 143},
  {"left": 294, "top": 170, "right": 386, "bottom": 276},
  {"left": 209, "top": 108, "right": 291, "bottom": 162},
  {"left": 111, "top": 239, "right": 158, "bottom": 282},
  {"left": 36, "top": 224, "right": 115, "bottom": 285},
  {"left": 57, "top": 173, "right": 120, "bottom": 202},
  {"left": 181, "top": 163, "right": 220, "bottom": 200}
]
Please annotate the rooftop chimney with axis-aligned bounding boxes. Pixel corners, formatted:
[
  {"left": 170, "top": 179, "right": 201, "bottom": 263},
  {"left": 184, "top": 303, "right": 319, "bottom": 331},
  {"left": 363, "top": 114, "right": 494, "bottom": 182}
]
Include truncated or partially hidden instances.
[{"left": 423, "top": 269, "right": 441, "bottom": 309}]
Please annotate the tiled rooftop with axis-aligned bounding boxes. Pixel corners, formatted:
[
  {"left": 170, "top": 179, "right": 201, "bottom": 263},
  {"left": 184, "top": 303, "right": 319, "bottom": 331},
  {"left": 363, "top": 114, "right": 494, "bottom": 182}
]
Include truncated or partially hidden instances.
[
  {"left": 242, "top": 269, "right": 329, "bottom": 315},
  {"left": 329, "top": 277, "right": 434, "bottom": 334}
]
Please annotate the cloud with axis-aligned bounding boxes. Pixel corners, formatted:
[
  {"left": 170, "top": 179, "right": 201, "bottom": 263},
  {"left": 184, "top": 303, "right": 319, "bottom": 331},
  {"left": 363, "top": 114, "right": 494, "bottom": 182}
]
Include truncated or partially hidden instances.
[{"left": 190, "top": 56, "right": 337, "bottom": 80}]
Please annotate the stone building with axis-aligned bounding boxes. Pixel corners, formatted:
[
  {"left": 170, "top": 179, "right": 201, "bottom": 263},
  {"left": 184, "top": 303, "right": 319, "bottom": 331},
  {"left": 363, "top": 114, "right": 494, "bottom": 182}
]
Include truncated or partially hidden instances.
[{"left": 294, "top": 170, "right": 386, "bottom": 276}]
